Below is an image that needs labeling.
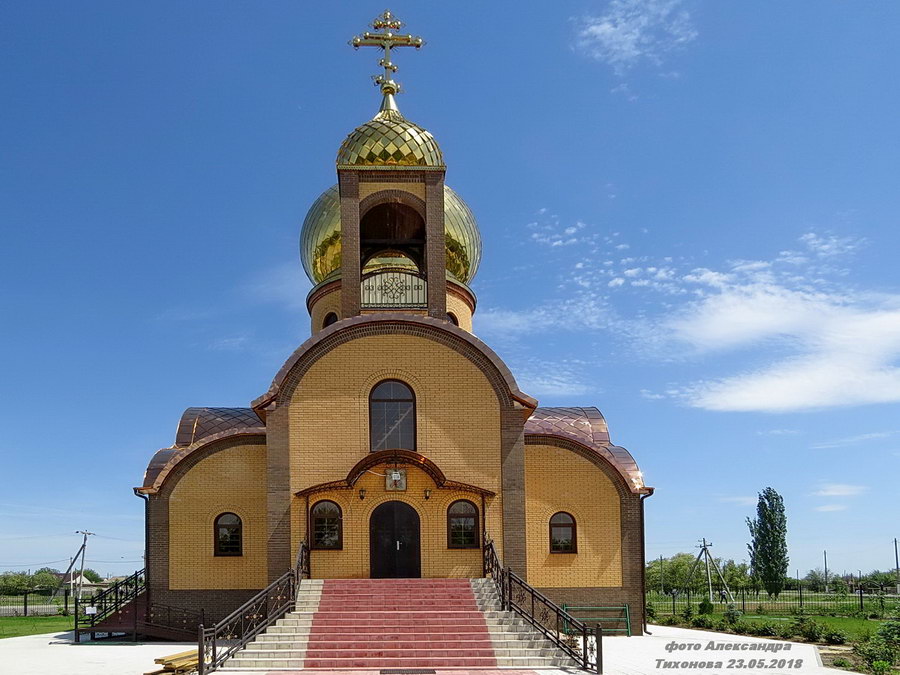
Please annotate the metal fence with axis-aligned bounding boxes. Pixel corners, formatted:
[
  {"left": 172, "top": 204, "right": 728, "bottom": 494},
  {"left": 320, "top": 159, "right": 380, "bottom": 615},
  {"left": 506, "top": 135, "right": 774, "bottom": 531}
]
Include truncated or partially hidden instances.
[
  {"left": 0, "top": 591, "right": 72, "bottom": 617},
  {"left": 647, "top": 585, "right": 900, "bottom": 618}
]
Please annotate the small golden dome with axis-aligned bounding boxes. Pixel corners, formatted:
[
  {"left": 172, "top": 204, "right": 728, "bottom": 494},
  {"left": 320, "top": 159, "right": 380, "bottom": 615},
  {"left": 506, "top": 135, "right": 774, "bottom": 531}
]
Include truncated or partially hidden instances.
[
  {"left": 300, "top": 184, "right": 481, "bottom": 284},
  {"left": 336, "top": 107, "right": 444, "bottom": 168}
]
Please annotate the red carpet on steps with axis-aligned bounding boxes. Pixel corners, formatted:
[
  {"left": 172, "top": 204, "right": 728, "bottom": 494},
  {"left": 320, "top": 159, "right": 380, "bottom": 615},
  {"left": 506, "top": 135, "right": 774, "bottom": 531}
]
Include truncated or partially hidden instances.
[{"left": 304, "top": 578, "right": 498, "bottom": 669}]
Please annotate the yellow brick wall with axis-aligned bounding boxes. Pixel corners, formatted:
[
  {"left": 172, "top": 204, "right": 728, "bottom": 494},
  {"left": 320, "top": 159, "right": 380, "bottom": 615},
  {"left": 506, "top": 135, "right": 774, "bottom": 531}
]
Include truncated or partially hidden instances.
[
  {"left": 310, "top": 286, "right": 342, "bottom": 334},
  {"left": 525, "top": 444, "right": 622, "bottom": 588},
  {"left": 446, "top": 293, "right": 473, "bottom": 332},
  {"left": 169, "top": 443, "right": 268, "bottom": 590},
  {"left": 358, "top": 182, "right": 426, "bottom": 202},
  {"left": 296, "top": 465, "right": 495, "bottom": 579},
  {"left": 288, "top": 333, "right": 504, "bottom": 567}
]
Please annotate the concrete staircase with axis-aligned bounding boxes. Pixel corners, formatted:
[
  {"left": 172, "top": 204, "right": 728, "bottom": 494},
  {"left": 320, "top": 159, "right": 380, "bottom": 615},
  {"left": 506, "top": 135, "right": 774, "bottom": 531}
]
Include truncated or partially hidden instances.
[{"left": 221, "top": 577, "right": 578, "bottom": 670}]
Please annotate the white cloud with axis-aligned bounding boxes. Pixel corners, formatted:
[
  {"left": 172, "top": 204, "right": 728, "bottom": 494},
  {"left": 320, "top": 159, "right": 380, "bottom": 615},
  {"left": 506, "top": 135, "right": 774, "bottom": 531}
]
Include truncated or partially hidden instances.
[
  {"left": 810, "top": 431, "right": 896, "bottom": 449},
  {"left": 575, "top": 0, "right": 698, "bottom": 74},
  {"left": 811, "top": 483, "right": 868, "bottom": 497},
  {"left": 209, "top": 335, "right": 250, "bottom": 352},
  {"left": 800, "top": 233, "right": 866, "bottom": 258},
  {"left": 243, "top": 262, "right": 311, "bottom": 310},
  {"left": 756, "top": 429, "right": 800, "bottom": 436},
  {"left": 814, "top": 504, "right": 847, "bottom": 512}
]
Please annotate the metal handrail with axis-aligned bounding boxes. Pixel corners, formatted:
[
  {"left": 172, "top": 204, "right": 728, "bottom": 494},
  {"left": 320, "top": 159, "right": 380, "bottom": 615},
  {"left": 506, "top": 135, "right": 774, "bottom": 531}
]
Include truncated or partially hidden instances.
[
  {"left": 198, "top": 539, "right": 310, "bottom": 674},
  {"left": 482, "top": 534, "right": 601, "bottom": 672},
  {"left": 74, "top": 568, "right": 146, "bottom": 641}
]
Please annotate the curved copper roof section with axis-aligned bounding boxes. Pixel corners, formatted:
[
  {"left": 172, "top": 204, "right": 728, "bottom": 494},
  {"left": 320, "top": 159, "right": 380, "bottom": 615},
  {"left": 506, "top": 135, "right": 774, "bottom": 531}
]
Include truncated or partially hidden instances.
[
  {"left": 525, "top": 407, "right": 650, "bottom": 495},
  {"left": 251, "top": 314, "right": 538, "bottom": 416},
  {"left": 137, "top": 408, "right": 265, "bottom": 494},
  {"left": 296, "top": 449, "right": 496, "bottom": 498}
]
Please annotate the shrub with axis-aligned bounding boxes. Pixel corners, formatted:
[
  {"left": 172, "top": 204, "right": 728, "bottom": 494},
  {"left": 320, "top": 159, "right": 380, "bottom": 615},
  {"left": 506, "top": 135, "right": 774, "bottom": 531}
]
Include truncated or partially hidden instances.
[
  {"left": 723, "top": 604, "right": 743, "bottom": 626},
  {"left": 824, "top": 629, "right": 848, "bottom": 645},
  {"left": 646, "top": 602, "right": 657, "bottom": 621},
  {"left": 680, "top": 604, "right": 695, "bottom": 622},
  {"left": 776, "top": 624, "right": 796, "bottom": 640},
  {"left": 854, "top": 636, "right": 900, "bottom": 669},
  {"left": 800, "top": 620, "right": 826, "bottom": 642},
  {"left": 661, "top": 615, "right": 679, "bottom": 626},
  {"left": 692, "top": 615, "right": 714, "bottom": 629},
  {"left": 831, "top": 657, "right": 851, "bottom": 668},
  {"left": 877, "top": 619, "right": 900, "bottom": 645},
  {"left": 698, "top": 598, "right": 714, "bottom": 615},
  {"left": 753, "top": 621, "right": 780, "bottom": 637},
  {"left": 729, "top": 620, "right": 750, "bottom": 635},
  {"left": 755, "top": 604, "right": 767, "bottom": 615},
  {"left": 869, "top": 661, "right": 891, "bottom": 675}
]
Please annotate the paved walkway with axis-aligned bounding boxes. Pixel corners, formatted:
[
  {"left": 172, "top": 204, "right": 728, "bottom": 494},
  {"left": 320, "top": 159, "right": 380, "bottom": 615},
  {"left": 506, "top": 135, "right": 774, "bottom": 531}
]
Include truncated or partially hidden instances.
[{"left": 0, "top": 625, "right": 857, "bottom": 674}]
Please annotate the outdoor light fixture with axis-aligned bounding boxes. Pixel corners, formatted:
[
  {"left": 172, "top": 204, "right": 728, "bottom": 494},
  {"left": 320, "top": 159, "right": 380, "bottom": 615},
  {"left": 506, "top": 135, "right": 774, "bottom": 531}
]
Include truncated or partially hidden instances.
[
  {"left": 358, "top": 488, "right": 367, "bottom": 500},
  {"left": 424, "top": 488, "right": 432, "bottom": 500}
]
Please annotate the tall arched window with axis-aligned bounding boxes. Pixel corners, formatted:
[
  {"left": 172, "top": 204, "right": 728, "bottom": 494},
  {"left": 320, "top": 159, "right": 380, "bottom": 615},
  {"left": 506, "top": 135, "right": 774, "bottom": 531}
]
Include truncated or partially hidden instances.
[
  {"left": 214, "top": 512, "right": 242, "bottom": 556},
  {"left": 323, "top": 312, "right": 338, "bottom": 328},
  {"left": 549, "top": 512, "right": 577, "bottom": 553},
  {"left": 369, "top": 380, "right": 416, "bottom": 452},
  {"left": 447, "top": 499, "right": 479, "bottom": 549},
  {"left": 311, "top": 500, "right": 342, "bottom": 550}
]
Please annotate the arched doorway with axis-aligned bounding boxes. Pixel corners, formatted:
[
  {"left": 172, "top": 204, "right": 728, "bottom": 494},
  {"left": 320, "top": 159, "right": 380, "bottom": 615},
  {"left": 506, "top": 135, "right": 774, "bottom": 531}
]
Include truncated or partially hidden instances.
[{"left": 369, "top": 501, "right": 421, "bottom": 578}]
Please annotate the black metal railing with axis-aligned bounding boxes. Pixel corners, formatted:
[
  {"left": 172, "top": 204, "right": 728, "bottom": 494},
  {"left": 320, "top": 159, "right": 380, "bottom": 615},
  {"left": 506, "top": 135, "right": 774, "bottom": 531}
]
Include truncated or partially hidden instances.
[
  {"left": 74, "top": 568, "right": 145, "bottom": 641},
  {"left": 146, "top": 603, "right": 205, "bottom": 637},
  {"left": 483, "top": 534, "right": 602, "bottom": 673},
  {"left": 198, "top": 539, "right": 310, "bottom": 674},
  {"left": 360, "top": 269, "right": 427, "bottom": 308}
]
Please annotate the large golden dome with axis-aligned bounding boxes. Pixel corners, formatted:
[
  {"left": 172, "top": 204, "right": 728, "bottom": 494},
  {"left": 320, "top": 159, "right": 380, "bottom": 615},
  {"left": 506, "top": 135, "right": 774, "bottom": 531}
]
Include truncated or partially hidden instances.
[
  {"left": 300, "top": 184, "right": 481, "bottom": 284},
  {"left": 336, "top": 108, "right": 444, "bottom": 168}
]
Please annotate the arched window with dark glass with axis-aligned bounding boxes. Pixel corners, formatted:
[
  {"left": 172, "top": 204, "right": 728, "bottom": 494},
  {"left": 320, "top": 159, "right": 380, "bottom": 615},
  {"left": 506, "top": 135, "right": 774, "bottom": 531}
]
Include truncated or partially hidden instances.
[
  {"left": 549, "top": 512, "right": 577, "bottom": 553},
  {"left": 323, "top": 312, "right": 338, "bottom": 328},
  {"left": 447, "top": 499, "right": 479, "bottom": 549},
  {"left": 447, "top": 312, "right": 459, "bottom": 326},
  {"left": 311, "top": 500, "right": 342, "bottom": 549},
  {"left": 214, "top": 512, "right": 242, "bottom": 556},
  {"left": 369, "top": 380, "right": 416, "bottom": 452}
]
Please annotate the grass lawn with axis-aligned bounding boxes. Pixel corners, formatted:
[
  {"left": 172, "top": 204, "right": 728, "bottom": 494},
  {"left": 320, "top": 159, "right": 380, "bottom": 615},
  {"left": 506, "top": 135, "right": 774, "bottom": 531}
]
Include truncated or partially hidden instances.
[{"left": 0, "top": 616, "right": 74, "bottom": 639}]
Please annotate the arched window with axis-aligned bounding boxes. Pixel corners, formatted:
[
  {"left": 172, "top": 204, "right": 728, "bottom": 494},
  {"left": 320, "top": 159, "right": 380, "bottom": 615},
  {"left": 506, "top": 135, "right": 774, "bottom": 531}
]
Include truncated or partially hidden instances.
[
  {"left": 447, "top": 312, "right": 459, "bottom": 326},
  {"left": 369, "top": 380, "right": 416, "bottom": 452},
  {"left": 549, "top": 512, "right": 577, "bottom": 553},
  {"left": 447, "top": 499, "right": 479, "bottom": 549},
  {"left": 323, "top": 312, "right": 338, "bottom": 328},
  {"left": 214, "top": 512, "right": 242, "bottom": 556},
  {"left": 311, "top": 500, "right": 342, "bottom": 549}
]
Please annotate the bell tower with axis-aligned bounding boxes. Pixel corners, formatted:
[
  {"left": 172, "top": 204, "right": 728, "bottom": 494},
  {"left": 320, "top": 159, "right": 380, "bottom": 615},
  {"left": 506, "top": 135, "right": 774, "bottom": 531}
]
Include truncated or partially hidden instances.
[{"left": 338, "top": 11, "right": 446, "bottom": 320}]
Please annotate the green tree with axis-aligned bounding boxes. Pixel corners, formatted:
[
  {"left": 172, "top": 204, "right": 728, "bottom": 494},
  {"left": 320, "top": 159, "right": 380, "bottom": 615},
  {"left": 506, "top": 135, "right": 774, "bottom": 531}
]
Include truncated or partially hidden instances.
[
  {"left": 0, "top": 572, "right": 30, "bottom": 595},
  {"left": 746, "top": 487, "right": 789, "bottom": 598},
  {"left": 82, "top": 568, "right": 103, "bottom": 583},
  {"left": 30, "top": 571, "right": 59, "bottom": 591},
  {"left": 804, "top": 568, "right": 826, "bottom": 592}
]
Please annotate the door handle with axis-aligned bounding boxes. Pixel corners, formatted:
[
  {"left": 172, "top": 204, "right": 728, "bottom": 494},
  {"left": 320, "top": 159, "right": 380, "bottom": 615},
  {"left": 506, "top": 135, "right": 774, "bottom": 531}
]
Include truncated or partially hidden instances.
[{"left": 396, "top": 541, "right": 401, "bottom": 550}]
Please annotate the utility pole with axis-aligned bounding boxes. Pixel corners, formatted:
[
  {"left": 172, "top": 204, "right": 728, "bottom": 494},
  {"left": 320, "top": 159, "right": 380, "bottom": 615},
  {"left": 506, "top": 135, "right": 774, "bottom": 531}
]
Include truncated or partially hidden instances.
[
  {"left": 823, "top": 550, "right": 829, "bottom": 593},
  {"left": 894, "top": 538, "right": 899, "bottom": 595},
  {"left": 74, "top": 531, "right": 95, "bottom": 600},
  {"left": 685, "top": 538, "right": 734, "bottom": 603}
]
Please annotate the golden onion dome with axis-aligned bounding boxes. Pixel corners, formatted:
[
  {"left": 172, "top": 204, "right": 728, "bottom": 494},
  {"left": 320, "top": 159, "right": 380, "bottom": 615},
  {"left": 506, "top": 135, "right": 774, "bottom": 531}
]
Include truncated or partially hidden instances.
[
  {"left": 336, "top": 105, "right": 444, "bottom": 168},
  {"left": 299, "top": 184, "right": 482, "bottom": 285}
]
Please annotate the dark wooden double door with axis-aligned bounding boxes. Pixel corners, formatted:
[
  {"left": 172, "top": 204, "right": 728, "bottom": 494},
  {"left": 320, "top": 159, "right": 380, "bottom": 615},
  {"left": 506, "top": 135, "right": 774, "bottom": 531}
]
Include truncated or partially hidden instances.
[{"left": 369, "top": 501, "right": 421, "bottom": 578}]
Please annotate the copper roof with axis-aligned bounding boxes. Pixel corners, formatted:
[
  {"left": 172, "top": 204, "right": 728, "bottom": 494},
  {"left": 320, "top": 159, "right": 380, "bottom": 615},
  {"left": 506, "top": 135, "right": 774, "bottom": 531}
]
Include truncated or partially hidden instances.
[
  {"left": 174, "top": 407, "right": 264, "bottom": 447},
  {"left": 524, "top": 407, "right": 649, "bottom": 494}
]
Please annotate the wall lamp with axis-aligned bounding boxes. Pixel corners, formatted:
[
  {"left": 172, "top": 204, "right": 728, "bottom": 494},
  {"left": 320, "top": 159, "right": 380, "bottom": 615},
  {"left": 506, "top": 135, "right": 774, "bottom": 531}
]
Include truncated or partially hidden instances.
[
  {"left": 424, "top": 489, "right": 432, "bottom": 500},
  {"left": 358, "top": 488, "right": 367, "bottom": 501}
]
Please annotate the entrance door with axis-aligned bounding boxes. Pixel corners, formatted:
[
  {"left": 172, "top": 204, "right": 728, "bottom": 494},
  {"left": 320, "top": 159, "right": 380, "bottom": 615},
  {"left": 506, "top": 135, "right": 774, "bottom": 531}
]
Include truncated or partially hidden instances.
[{"left": 369, "top": 501, "right": 421, "bottom": 578}]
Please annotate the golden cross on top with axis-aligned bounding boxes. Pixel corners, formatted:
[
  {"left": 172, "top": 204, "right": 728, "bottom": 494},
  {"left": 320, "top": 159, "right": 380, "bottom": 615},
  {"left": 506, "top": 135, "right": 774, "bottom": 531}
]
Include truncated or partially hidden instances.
[{"left": 350, "top": 10, "right": 424, "bottom": 97}]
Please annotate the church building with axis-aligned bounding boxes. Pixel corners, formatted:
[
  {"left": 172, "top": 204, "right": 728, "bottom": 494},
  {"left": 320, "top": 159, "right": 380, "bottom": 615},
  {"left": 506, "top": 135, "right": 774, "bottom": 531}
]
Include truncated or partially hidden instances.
[{"left": 135, "top": 12, "right": 653, "bottom": 636}]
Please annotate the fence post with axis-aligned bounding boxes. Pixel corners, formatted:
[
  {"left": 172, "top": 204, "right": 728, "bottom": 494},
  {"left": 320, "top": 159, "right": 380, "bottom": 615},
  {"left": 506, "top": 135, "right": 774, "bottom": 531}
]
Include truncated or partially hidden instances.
[
  {"left": 858, "top": 588, "right": 864, "bottom": 612},
  {"left": 64, "top": 588, "right": 70, "bottom": 615},
  {"left": 671, "top": 592, "right": 676, "bottom": 616},
  {"left": 23, "top": 592, "right": 28, "bottom": 617},
  {"left": 741, "top": 587, "right": 746, "bottom": 614},
  {"left": 596, "top": 623, "right": 604, "bottom": 674},
  {"left": 197, "top": 625, "right": 205, "bottom": 675},
  {"left": 798, "top": 582, "right": 803, "bottom": 609}
]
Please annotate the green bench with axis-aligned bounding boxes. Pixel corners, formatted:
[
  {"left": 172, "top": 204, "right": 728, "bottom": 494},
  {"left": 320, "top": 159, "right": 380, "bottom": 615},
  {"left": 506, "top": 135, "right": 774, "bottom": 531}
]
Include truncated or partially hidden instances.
[{"left": 562, "top": 603, "right": 632, "bottom": 636}]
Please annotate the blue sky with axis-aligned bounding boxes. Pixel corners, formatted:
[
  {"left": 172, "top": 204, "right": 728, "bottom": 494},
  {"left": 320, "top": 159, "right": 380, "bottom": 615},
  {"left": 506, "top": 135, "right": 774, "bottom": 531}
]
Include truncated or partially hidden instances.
[{"left": 2, "top": 1, "right": 899, "bottom": 578}]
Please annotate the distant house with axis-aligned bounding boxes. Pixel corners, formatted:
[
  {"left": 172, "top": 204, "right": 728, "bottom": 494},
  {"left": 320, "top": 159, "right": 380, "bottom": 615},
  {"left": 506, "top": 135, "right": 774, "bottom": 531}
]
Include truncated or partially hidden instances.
[{"left": 52, "top": 572, "right": 106, "bottom": 597}]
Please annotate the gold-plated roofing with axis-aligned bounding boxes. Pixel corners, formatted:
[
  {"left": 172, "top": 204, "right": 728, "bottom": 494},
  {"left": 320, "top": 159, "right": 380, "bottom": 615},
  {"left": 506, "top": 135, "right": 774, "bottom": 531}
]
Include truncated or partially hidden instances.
[
  {"left": 299, "top": 184, "right": 482, "bottom": 285},
  {"left": 338, "top": 11, "right": 443, "bottom": 169},
  {"left": 336, "top": 108, "right": 444, "bottom": 168}
]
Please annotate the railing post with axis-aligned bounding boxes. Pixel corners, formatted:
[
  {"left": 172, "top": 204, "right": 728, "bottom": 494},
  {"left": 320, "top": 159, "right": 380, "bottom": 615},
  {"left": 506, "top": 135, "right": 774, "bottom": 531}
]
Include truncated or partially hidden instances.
[
  {"left": 197, "top": 625, "right": 205, "bottom": 675},
  {"left": 596, "top": 624, "right": 603, "bottom": 674},
  {"left": 74, "top": 595, "right": 80, "bottom": 643},
  {"left": 582, "top": 625, "right": 588, "bottom": 670}
]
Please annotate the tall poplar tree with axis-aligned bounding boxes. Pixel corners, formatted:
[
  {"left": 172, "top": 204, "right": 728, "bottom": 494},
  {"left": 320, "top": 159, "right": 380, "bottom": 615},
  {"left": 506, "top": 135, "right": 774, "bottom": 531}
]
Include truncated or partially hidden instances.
[{"left": 746, "top": 487, "right": 789, "bottom": 598}]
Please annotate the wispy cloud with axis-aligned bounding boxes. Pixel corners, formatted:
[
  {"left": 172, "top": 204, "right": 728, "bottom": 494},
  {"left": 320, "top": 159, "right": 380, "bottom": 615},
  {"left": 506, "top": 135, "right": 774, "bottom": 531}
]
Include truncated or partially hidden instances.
[
  {"left": 809, "top": 431, "right": 896, "bottom": 449},
  {"left": 814, "top": 504, "right": 847, "bottom": 512},
  {"left": 575, "top": 0, "right": 698, "bottom": 75},
  {"left": 811, "top": 483, "right": 868, "bottom": 497},
  {"left": 243, "top": 262, "right": 312, "bottom": 311},
  {"left": 756, "top": 429, "right": 801, "bottom": 436}
]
